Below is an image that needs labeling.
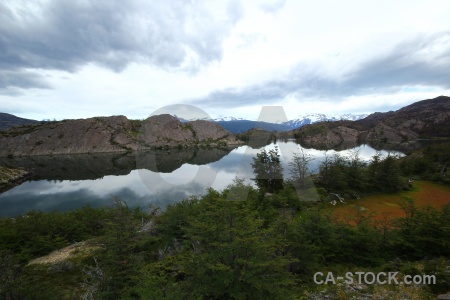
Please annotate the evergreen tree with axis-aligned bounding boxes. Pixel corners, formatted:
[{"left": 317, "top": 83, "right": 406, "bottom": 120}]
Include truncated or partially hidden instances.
[
  {"left": 251, "top": 147, "right": 284, "bottom": 193},
  {"left": 136, "top": 187, "right": 295, "bottom": 299}
]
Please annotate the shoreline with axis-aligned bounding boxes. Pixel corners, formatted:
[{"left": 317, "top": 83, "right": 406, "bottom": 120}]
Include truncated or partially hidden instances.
[{"left": 0, "top": 166, "right": 32, "bottom": 193}]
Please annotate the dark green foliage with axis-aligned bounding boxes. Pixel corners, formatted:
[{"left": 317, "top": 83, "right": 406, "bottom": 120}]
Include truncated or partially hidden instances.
[
  {"left": 0, "top": 184, "right": 449, "bottom": 298},
  {"left": 393, "top": 199, "right": 450, "bottom": 259},
  {"left": 0, "top": 250, "right": 24, "bottom": 300},
  {"left": 133, "top": 182, "right": 296, "bottom": 299},
  {"left": 0, "top": 206, "right": 108, "bottom": 262},
  {"left": 368, "top": 152, "right": 404, "bottom": 192},
  {"left": 316, "top": 150, "right": 406, "bottom": 195},
  {"left": 399, "top": 142, "right": 450, "bottom": 184},
  {"left": 251, "top": 147, "right": 284, "bottom": 193},
  {"left": 1, "top": 145, "right": 450, "bottom": 298}
]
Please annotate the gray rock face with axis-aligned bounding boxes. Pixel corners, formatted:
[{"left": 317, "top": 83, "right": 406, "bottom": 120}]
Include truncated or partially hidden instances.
[
  {"left": 139, "top": 114, "right": 194, "bottom": 147},
  {"left": 188, "top": 120, "right": 230, "bottom": 141},
  {"left": 295, "top": 123, "right": 360, "bottom": 149},
  {"left": 0, "top": 114, "right": 241, "bottom": 157},
  {"left": 0, "top": 116, "right": 134, "bottom": 157},
  {"left": 293, "top": 96, "right": 450, "bottom": 149},
  {"left": 365, "top": 122, "right": 418, "bottom": 143},
  {"left": 138, "top": 114, "right": 241, "bottom": 148}
]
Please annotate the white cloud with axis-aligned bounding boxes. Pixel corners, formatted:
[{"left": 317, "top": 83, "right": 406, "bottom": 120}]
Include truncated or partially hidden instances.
[{"left": 1, "top": 0, "right": 450, "bottom": 120}]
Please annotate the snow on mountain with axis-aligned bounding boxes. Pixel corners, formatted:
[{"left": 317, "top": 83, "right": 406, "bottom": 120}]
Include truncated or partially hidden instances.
[
  {"left": 212, "top": 115, "right": 245, "bottom": 122},
  {"left": 174, "top": 113, "right": 368, "bottom": 130},
  {"left": 282, "top": 113, "right": 368, "bottom": 129},
  {"left": 174, "top": 115, "right": 245, "bottom": 122}
]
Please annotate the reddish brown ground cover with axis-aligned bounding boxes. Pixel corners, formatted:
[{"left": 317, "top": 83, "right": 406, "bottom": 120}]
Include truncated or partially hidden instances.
[{"left": 331, "top": 181, "right": 450, "bottom": 224}]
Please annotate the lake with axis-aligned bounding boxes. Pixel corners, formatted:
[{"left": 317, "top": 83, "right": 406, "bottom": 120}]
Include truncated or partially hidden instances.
[{"left": 0, "top": 141, "right": 403, "bottom": 217}]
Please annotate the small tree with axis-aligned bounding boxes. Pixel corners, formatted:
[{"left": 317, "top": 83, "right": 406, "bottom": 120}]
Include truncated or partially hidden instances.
[
  {"left": 288, "top": 149, "right": 313, "bottom": 188},
  {"left": 251, "top": 147, "right": 284, "bottom": 193}
]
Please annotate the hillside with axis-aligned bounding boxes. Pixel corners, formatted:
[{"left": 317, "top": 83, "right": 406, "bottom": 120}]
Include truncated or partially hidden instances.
[
  {"left": 359, "top": 95, "right": 450, "bottom": 138},
  {"left": 291, "top": 96, "right": 450, "bottom": 149},
  {"left": 0, "top": 113, "right": 39, "bottom": 131},
  {"left": 236, "top": 128, "right": 278, "bottom": 148},
  {"left": 0, "top": 114, "right": 241, "bottom": 157},
  {"left": 216, "top": 120, "right": 291, "bottom": 134}
]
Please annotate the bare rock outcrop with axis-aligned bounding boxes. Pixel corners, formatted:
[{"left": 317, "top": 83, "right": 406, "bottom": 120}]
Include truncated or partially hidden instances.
[
  {"left": 0, "top": 114, "right": 241, "bottom": 157},
  {"left": 189, "top": 120, "right": 230, "bottom": 140},
  {"left": 365, "top": 122, "right": 418, "bottom": 143},
  {"left": 293, "top": 122, "right": 361, "bottom": 149},
  {"left": 0, "top": 116, "right": 135, "bottom": 157},
  {"left": 360, "top": 95, "right": 450, "bottom": 140},
  {"left": 138, "top": 115, "right": 241, "bottom": 148},
  {"left": 292, "top": 95, "right": 450, "bottom": 149},
  {"left": 138, "top": 114, "right": 194, "bottom": 147}
]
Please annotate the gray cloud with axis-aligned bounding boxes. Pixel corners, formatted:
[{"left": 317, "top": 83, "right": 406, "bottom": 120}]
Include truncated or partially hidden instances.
[
  {"left": 0, "top": 70, "right": 52, "bottom": 96},
  {"left": 0, "top": 70, "right": 51, "bottom": 89},
  {"left": 192, "top": 32, "right": 450, "bottom": 108},
  {"left": 0, "top": 0, "right": 242, "bottom": 92},
  {"left": 347, "top": 32, "right": 450, "bottom": 91}
]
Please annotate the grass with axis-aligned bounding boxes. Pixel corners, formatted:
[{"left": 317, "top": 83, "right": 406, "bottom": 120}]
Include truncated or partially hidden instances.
[{"left": 330, "top": 181, "right": 450, "bottom": 223}]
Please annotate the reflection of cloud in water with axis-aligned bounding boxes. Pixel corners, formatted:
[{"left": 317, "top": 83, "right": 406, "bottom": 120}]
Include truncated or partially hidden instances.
[
  {"left": 0, "top": 176, "right": 208, "bottom": 217},
  {"left": 0, "top": 142, "right": 404, "bottom": 217},
  {"left": 0, "top": 188, "right": 104, "bottom": 217},
  {"left": 159, "top": 164, "right": 200, "bottom": 185}
]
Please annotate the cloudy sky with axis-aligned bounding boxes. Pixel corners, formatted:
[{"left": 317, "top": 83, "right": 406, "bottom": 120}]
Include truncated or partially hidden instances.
[{"left": 1, "top": 0, "right": 450, "bottom": 121}]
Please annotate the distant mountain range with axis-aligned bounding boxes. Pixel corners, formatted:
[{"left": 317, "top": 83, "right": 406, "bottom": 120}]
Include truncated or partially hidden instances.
[
  {"left": 177, "top": 113, "right": 368, "bottom": 134},
  {"left": 0, "top": 113, "right": 39, "bottom": 131},
  {"left": 281, "top": 113, "right": 368, "bottom": 129}
]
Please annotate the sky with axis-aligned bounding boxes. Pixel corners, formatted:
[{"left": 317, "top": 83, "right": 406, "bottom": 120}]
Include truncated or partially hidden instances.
[{"left": 1, "top": 0, "right": 450, "bottom": 121}]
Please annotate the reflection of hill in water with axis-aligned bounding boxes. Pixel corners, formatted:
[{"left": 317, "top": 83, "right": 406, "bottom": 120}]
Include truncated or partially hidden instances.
[
  {"left": 298, "top": 140, "right": 359, "bottom": 151},
  {"left": 136, "top": 148, "right": 232, "bottom": 173},
  {"left": 0, "top": 148, "right": 232, "bottom": 181},
  {"left": 368, "top": 139, "right": 450, "bottom": 154},
  {"left": 298, "top": 139, "right": 450, "bottom": 153}
]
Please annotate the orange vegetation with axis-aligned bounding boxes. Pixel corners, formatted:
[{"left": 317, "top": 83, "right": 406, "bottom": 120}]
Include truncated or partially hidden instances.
[{"left": 331, "top": 181, "right": 450, "bottom": 224}]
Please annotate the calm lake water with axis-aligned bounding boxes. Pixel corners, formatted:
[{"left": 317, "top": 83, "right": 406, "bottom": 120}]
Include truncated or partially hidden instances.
[{"left": 0, "top": 141, "right": 403, "bottom": 217}]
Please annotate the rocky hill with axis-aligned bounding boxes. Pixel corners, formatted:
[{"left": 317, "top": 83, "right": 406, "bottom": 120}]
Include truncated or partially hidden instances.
[
  {"left": 0, "top": 114, "right": 241, "bottom": 157},
  {"left": 236, "top": 128, "right": 279, "bottom": 148},
  {"left": 291, "top": 96, "right": 450, "bottom": 149},
  {"left": 0, "top": 113, "right": 39, "bottom": 131}
]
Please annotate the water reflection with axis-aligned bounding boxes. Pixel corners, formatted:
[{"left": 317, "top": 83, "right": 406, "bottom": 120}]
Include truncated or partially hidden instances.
[{"left": 0, "top": 142, "right": 403, "bottom": 217}]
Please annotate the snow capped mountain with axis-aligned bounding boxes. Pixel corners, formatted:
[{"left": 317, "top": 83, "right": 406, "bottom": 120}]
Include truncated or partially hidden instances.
[
  {"left": 174, "top": 115, "right": 245, "bottom": 122},
  {"left": 282, "top": 113, "right": 368, "bottom": 129},
  {"left": 212, "top": 115, "right": 245, "bottom": 122},
  {"left": 173, "top": 113, "right": 368, "bottom": 131}
]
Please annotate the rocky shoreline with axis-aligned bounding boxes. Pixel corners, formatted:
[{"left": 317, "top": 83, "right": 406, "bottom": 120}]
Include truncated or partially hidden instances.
[{"left": 0, "top": 166, "right": 32, "bottom": 192}]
